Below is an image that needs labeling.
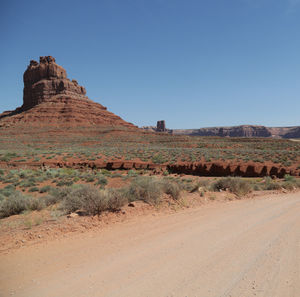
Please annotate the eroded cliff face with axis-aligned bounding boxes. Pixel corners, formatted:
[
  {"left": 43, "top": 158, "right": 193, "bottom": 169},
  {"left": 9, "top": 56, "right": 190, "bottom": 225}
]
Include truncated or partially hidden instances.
[
  {"left": 279, "top": 127, "right": 300, "bottom": 139},
  {"left": 22, "top": 56, "right": 87, "bottom": 110},
  {"left": 169, "top": 125, "right": 272, "bottom": 137},
  {"left": 0, "top": 56, "right": 136, "bottom": 128},
  {"left": 167, "top": 125, "right": 299, "bottom": 138},
  {"left": 197, "top": 125, "right": 271, "bottom": 137}
]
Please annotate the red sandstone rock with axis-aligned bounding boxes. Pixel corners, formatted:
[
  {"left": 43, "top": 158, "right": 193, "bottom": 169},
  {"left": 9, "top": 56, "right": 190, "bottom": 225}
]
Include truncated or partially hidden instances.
[
  {"left": 22, "top": 56, "right": 87, "bottom": 110},
  {"left": 157, "top": 120, "right": 166, "bottom": 132},
  {"left": 0, "top": 56, "right": 136, "bottom": 128}
]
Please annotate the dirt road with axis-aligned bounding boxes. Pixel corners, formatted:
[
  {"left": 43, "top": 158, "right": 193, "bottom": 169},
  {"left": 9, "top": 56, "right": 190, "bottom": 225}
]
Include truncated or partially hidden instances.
[{"left": 1, "top": 192, "right": 300, "bottom": 297}]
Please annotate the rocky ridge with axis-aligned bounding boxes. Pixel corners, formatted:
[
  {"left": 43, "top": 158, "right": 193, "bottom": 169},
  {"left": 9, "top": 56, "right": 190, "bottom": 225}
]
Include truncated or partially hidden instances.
[
  {"left": 143, "top": 124, "right": 300, "bottom": 138},
  {"left": 172, "top": 125, "right": 272, "bottom": 137}
]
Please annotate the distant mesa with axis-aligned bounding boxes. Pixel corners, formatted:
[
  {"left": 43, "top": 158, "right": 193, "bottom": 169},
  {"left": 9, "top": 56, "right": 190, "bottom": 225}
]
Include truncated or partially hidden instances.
[
  {"left": 171, "top": 125, "right": 300, "bottom": 138},
  {"left": 142, "top": 122, "right": 300, "bottom": 139},
  {"left": 172, "top": 125, "right": 272, "bottom": 138},
  {"left": 0, "top": 56, "right": 136, "bottom": 128}
]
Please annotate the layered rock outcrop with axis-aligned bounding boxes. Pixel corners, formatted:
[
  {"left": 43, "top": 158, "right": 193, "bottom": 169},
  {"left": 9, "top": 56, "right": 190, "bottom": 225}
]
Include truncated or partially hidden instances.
[
  {"left": 172, "top": 125, "right": 272, "bottom": 137},
  {"left": 171, "top": 125, "right": 300, "bottom": 138},
  {"left": 0, "top": 56, "right": 136, "bottom": 128},
  {"left": 281, "top": 127, "right": 300, "bottom": 139},
  {"left": 22, "top": 56, "right": 87, "bottom": 110},
  {"left": 196, "top": 125, "right": 271, "bottom": 137},
  {"left": 143, "top": 124, "right": 273, "bottom": 137}
]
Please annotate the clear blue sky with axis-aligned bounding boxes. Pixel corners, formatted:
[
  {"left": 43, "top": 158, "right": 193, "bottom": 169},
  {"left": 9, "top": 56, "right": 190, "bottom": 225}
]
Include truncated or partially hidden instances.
[{"left": 1, "top": 0, "right": 299, "bottom": 128}]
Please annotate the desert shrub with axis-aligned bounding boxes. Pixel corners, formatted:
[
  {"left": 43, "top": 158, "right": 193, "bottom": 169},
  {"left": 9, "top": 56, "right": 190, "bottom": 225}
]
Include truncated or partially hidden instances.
[
  {"left": 96, "top": 175, "right": 107, "bottom": 186},
  {"left": 212, "top": 177, "right": 252, "bottom": 196},
  {"left": 0, "top": 169, "right": 4, "bottom": 175},
  {"left": 152, "top": 153, "right": 167, "bottom": 164},
  {"left": 284, "top": 174, "right": 295, "bottom": 182},
  {"left": 107, "top": 188, "right": 128, "bottom": 211},
  {"left": 19, "top": 180, "right": 36, "bottom": 188},
  {"left": 0, "top": 185, "right": 16, "bottom": 197},
  {"left": 281, "top": 177, "right": 300, "bottom": 190},
  {"left": 35, "top": 175, "right": 47, "bottom": 183},
  {"left": 282, "top": 181, "right": 295, "bottom": 191},
  {"left": 28, "top": 176, "right": 37, "bottom": 183},
  {"left": 161, "top": 179, "right": 181, "bottom": 200},
  {"left": 252, "top": 183, "right": 262, "bottom": 191},
  {"left": 80, "top": 186, "right": 109, "bottom": 215},
  {"left": 262, "top": 177, "right": 281, "bottom": 190},
  {"left": 61, "top": 185, "right": 108, "bottom": 215},
  {"left": 39, "top": 185, "right": 52, "bottom": 193},
  {"left": 197, "top": 180, "right": 210, "bottom": 188},
  {"left": 185, "top": 182, "right": 200, "bottom": 192},
  {"left": 0, "top": 152, "right": 18, "bottom": 162},
  {"left": 27, "top": 197, "right": 45, "bottom": 211},
  {"left": 1, "top": 174, "right": 14, "bottom": 183},
  {"left": 111, "top": 173, "right": 123, "bottom": 178},
  {"left": 56, "top": 179, "right": 73, "bottom": 187},
  {"left": 60, "top": 189, "right": 84, "bottom": 213},
  {"left": 61, "top": 168, "right": 78, "bottom": 177},
  {"left": 127, "top": 169, "right": 138, "bottom": 177},
  {"left": 184, "top": 179, "right": 211, "bottom": 193},
  {"left": 0, "top": 193, "right": 5, "bottom": 202},
  {"left": 0, "top": 192, "right": 30, "bottom": 218},
  {"left": 100, "top": 169, "right": 111, "bottom": 176},
  {"left": 126, "top": 176, "right": 162, "bottom": 205},
  {"left": 175, "top": 179, "right": 206, "bottom": 193},
  {"left": 28, "top": 186, "right": 39, "bottom": 192},
  {"left": 81, "top": 172, "right": 95, "bottom": 182},
  {"left": 42, "top": 194, "right": 61, "bottom": 206},
  {"left": 294, "top": 179, "right": 300, "bottom": 187},
  {"left": 86, "top": 176, "right": 95, "bottom": 182},
  {"left": 49, "top": 187, "right": 73, "bottom": 202}
]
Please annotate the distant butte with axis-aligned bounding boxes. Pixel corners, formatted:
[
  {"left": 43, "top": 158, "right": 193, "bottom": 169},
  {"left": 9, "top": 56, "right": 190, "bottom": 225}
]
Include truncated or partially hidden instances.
[{"left": 0, "top": 56, "right": 136, "bottom": 128}]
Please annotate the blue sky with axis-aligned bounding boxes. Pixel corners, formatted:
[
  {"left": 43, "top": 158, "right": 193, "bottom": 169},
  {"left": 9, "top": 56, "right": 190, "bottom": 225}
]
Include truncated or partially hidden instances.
[{"left": 1, "top": 0, "right": 299, "bottom": 128}]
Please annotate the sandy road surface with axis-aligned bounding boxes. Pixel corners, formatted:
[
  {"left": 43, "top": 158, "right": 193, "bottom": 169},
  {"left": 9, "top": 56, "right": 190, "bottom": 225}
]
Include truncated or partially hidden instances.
[{"left": 1, "top": 192, "right": 300, "bottom": 297}]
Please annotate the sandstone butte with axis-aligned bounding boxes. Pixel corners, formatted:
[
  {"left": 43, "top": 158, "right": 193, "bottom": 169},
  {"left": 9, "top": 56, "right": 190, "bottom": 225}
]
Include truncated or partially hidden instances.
[{"left": 0, "top": 56, "right": 136, "bottom": 128}]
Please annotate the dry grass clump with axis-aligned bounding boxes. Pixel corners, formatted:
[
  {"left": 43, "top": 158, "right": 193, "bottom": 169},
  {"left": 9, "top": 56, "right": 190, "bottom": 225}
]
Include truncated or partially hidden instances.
[
  {"left": 260, "top": 177, "right": 282, "bottom": 190},
  {"left": 0, "top": 192, "right": 29, "bottom": 218},
  {"left": 60, "top": 185, "right": 128, "bottom": 215},
  {"left": 125, "top": 176, "right": 162, "bottom": 205},
  {"left": 281, "top": 175, "right": 300, "bottom": 190},
  {"left": 212, "top": 177, "right": 252, "bottom": 197},
  {"left": 0, "top": 191, "right": 45, "bottom": 218},
  {"left": 106, "top": 188, "right": 128, "bottom": 211},
  {"left": 125, "top": 176, "right": 182, "bottom": 204},
  {"left": 160, "top": 179, "right": 181, "bottom": 200}
]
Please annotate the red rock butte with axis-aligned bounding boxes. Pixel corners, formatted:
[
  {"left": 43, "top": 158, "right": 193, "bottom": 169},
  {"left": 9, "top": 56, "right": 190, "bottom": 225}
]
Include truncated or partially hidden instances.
[{"left": 0, "top": 56, "right": 136, "bottom": 128}]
